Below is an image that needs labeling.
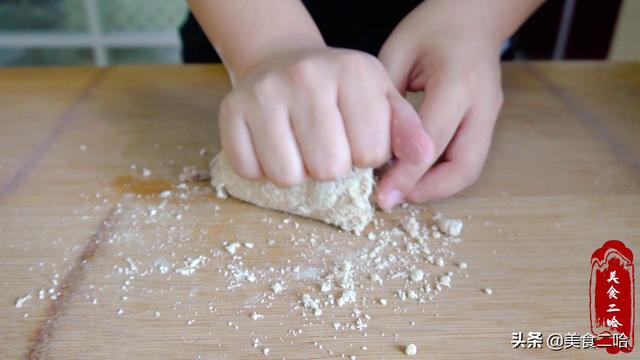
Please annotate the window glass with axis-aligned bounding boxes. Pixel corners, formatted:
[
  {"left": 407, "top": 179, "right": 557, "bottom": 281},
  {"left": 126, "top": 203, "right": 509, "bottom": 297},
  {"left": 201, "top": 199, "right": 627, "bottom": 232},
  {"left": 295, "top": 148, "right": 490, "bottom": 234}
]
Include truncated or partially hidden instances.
[
  {"left": 99, "top": 0, "right": 188, "bottom": 33},
  {"left": 0, "top": 0, "right": 86, "bottom": 31}
]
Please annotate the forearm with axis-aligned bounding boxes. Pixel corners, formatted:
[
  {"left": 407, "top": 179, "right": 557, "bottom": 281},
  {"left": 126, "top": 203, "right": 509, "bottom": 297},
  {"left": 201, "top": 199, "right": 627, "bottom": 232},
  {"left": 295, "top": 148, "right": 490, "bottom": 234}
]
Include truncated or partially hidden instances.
[
  {"left": 188, "top": 0, "right": 325, "bottom": 83},
  {"left": 399, "top": 0, "right": 545, "bottom": 50}
]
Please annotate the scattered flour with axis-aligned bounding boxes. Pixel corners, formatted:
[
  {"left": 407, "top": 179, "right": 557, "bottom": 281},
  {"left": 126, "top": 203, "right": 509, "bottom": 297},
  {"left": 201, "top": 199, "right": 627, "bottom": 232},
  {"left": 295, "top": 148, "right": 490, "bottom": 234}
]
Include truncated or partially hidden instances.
[
  {"left": 16, "top": 163, "right": 476, "bottom": 358},
  {"left": 175, "top": 255, "right": 207, "bottom": 276}
]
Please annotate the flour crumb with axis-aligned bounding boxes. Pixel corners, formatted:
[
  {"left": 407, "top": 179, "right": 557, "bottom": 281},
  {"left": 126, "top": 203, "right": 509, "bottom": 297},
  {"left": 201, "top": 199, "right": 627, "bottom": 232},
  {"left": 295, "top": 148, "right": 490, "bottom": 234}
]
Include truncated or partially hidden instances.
[
  {"left": 337, "top": 289, "right": 357, "bottom": 307},
  {"left": 175, "top": 255, "right": 207, "bottom": 276},
  {"left": 251, "top": 312, "right": 264, "bottom": 320},
  {"left": 302, "top": 294, "right": 322, "bottom": 316},
  {"left": 405, "top": 343, "right": 417, "bottom": 356},
  {"left": 437, "top": 217, "right": 463, "bottom": 236},
  {"left": 409, "top": 269, "right": 424, "bottom": 282},
  {"left": 225, "top": 242, "right": 241, "bottom": 254},
  {"left": 483, "top": 288, "right": 493, "bottom": 295},
  {"left": 458, "top": 262, "right": 468, "bottom": 269},
  {"left": 271, "top": 281, "right": 284, "bottom": 294},
  {"left": 214, "top": 183, "right": 228, "bottom": 199},
  {"left": 401, "top": 216, "right": 422, "bottom": 240},
  {"left": 439, "top": 274, "right": 452, "bottom": 288},
  {"left": 15, "top": 293, "right": 32, "bottom": 308},
  {"left": 154, "top": 258, "right": 171, "bottom": 274}
]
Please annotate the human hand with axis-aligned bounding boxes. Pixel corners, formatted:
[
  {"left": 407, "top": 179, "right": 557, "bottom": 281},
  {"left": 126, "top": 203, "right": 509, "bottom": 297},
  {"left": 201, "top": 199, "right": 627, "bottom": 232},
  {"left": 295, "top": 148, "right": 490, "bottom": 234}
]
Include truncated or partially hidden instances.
[
  {"left": 376, "top": 1, "right": 505, "bottom": 209},
  {"left": 219, "top": 47, "right": 433, "bottom": 187}
]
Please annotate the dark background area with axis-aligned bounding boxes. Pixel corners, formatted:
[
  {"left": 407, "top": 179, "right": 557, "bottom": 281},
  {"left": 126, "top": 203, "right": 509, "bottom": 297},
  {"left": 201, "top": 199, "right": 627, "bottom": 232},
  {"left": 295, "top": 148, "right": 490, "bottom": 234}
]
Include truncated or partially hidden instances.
[{"left": 505, "top": 0, "right": 623, "bottom": 60}]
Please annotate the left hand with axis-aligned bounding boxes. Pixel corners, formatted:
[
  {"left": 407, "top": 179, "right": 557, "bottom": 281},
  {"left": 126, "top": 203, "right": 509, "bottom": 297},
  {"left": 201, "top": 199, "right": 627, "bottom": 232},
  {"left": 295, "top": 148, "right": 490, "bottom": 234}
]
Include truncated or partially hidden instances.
[{"left": 376, "top": 2, "right": 505, "bottom": 209}]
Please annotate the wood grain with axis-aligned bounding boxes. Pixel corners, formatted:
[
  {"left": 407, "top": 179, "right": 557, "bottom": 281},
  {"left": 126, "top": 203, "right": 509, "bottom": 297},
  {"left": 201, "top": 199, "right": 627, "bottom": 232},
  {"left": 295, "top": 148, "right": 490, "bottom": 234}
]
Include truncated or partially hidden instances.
[{"left": 0, "top": 63, "right": 638, "bottom": 359}]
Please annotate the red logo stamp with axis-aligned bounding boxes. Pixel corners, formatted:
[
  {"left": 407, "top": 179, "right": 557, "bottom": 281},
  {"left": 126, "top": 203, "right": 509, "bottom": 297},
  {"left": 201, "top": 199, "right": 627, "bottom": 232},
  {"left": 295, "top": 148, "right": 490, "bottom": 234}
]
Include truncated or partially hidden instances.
[{"left": 590, "top": 240, "right": 635, "bottom": 353}]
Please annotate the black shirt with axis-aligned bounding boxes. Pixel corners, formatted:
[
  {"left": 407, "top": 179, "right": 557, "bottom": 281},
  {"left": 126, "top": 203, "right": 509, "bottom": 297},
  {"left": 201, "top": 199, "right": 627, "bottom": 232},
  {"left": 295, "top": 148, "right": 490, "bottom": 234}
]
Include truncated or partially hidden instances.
[{"left": 180, "top": 1, "right": 423, "bottom": 63}]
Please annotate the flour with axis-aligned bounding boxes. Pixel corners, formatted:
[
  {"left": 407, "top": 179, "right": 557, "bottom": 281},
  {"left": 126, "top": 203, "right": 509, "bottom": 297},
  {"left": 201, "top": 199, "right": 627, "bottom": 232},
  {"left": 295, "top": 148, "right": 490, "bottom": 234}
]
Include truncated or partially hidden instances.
[
  {"left": 301, "top": 293, "right": 322, "bottom": 316},
  {"left": 409, "top": 269, "right": 424, "bottom": 282},
  {"left": 28, "top": 161, "right": 475, "bottom": 358},
  {"left": 271, "top": 281, "right": 284, "bottom": 294},
  {"left": 224, "top": 242, "right": 241, "bottom": 254},
  {"left": 336, "top": 289, "right": 357, "bottom": 307},
  {"left": 437, "top": 217, "right": 463, "bottom": 236},
  {"left": 405, "top": 343, "right": 417, "bottom": 356},
  {"left": 15, "top": 293, "right": 32, "bottom": 308},
  {"left": 175, "top": 255, "right": 207, "bottom": 276}
]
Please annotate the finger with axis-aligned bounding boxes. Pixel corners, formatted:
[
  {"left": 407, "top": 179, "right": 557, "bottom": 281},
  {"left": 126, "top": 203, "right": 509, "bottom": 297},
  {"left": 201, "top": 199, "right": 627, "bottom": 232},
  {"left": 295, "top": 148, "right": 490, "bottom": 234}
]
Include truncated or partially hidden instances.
[
  {"left": 290, "top": 85, "right": 352, "bottom": 181},
  {"left": 388, "top": 90, "right": 434, "bottom": 165},
  {"left": 378, "top": 46, "right": 411, "bottom": 93},
  {"left": 245, "top": 100, "right": 306, "bottom": 187},
  {"left": 219, "top": 95, "right": 262, "bottom": 179},
  {"left": 418, "top": 80, "right": 469, "bottom": 158},
  {"left": 407, "top": 100, "right": 499, "bottom": 202},
  {"left": 339, "top": 73, "right": 391, "bottom": 168},
  {"left": 376, "top": 80, "right": 468, "bottom": 210}
]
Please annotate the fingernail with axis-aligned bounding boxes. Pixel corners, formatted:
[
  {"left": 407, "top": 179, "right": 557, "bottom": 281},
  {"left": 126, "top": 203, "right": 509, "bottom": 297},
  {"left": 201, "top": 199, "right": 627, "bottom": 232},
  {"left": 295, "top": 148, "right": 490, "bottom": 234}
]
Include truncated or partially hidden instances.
[{"left": 381, "top": 188, "right": 403, "bottom": 210}]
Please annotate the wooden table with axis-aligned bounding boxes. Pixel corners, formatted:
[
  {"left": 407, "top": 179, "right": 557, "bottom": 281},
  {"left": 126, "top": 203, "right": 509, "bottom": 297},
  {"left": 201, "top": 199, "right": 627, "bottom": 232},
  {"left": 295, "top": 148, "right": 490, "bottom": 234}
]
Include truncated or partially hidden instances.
[{"left": 0, "top": 63, "right": 638, "bottom": 359}]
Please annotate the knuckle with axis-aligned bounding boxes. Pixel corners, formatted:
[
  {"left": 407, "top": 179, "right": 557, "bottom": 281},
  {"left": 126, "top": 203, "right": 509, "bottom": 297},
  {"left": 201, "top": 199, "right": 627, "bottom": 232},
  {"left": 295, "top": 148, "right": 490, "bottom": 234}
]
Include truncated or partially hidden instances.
[
  {"left": 271, "top": 171, "right": 305, "bottom": 187},
  {"left": 235, "top": 164, "right": 262, "bottom": 181},
  {"left": 287, "top": 58, "right": 317, "bottom": 87},
  {"left": 340, "top": 52, "right": 375, "bottom": 76},
  {"left": 352, "top": 147, "right": 389, "bottom": 168},
  {"left": 252, "top": 74, "right": 279, "bottom": 96},
  {"left": 309, "top": 158, "right": 351, "bottom": 182},
  {"left": 227, "top": 155, "right": 261, "bottom": 181}
]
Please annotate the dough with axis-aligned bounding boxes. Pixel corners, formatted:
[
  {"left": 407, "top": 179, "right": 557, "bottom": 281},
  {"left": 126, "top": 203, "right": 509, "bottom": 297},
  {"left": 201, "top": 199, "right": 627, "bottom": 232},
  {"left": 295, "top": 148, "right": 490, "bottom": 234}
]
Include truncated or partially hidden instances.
[{"left": 210, "top": 152, "right": 374, "bottom": 234}]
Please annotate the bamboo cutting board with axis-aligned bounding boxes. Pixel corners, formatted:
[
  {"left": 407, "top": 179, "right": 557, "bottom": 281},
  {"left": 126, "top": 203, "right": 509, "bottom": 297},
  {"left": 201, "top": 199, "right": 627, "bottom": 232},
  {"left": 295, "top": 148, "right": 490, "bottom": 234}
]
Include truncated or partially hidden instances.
[{"left": 0, "top": 63, "right": 639, "bottom": 359}]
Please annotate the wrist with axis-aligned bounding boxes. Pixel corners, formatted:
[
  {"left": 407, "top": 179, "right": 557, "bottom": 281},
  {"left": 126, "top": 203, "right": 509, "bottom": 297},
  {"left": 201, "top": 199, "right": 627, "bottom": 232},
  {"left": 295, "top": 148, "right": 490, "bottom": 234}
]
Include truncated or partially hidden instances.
[
  {"left": 386, "top": 0, "right": 541, "bottom": 59},
  {"left": 226, "top": 35, "right": 326, "bottom": 84}
]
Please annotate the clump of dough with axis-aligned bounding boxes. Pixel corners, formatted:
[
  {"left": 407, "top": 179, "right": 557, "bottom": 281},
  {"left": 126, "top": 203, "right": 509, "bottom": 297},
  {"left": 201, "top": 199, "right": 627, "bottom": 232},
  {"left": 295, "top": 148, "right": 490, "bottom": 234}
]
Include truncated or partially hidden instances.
[{"left": 210, "top": 152, "right": 374, "bottom": 233}]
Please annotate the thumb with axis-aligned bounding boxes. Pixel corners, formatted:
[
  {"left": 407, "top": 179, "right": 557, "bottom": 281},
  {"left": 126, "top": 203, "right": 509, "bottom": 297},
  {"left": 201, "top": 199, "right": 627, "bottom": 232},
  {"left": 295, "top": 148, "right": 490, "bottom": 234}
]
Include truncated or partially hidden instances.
[{"left": 388, "top": 91, "right": 435, "bottom": 166}]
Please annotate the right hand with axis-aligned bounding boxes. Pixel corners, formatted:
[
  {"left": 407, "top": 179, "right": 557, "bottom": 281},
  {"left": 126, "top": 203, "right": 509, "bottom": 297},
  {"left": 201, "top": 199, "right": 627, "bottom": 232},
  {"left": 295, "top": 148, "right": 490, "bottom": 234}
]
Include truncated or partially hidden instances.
[{"left": 219, "top": 47, "right": 434, "bottom": 191}]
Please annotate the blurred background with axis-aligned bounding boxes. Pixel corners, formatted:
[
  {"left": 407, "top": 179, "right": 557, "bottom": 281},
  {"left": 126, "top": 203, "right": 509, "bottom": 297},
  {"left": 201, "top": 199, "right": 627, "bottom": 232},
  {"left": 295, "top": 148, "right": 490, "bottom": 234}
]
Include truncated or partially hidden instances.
[
  {"left": 0, "top": 0, "right": 638, "bottom": 67},
  {"left": 0, "top": 0, "right": 187, "bottom": 66}
]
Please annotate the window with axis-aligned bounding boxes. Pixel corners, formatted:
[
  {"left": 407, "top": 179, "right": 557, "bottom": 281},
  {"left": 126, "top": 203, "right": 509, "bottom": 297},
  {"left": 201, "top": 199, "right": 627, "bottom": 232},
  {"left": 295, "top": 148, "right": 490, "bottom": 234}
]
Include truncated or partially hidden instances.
[{"left": 0, "top": 0, "right": 188, "bottom": 66}]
